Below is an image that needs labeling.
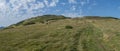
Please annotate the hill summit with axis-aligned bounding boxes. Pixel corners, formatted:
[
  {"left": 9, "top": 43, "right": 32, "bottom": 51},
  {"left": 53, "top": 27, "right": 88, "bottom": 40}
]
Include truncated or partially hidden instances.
[{"left": 0, "top": 15, "right": 120, "bottom": 51}]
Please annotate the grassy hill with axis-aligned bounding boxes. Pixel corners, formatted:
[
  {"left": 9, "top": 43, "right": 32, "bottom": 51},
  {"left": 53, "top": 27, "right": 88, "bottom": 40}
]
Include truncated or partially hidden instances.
[{"left": 0, "top": 15, "right": 120, "bottom": 51}]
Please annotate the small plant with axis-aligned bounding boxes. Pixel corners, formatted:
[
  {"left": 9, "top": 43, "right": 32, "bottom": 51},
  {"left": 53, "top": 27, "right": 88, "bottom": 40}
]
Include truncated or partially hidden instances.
[
  {"left": 65, "top": 25, "right": 73, "bottom": 29},
  {"left": 23, "top": 22, "right": 36, "bottom": 26}
]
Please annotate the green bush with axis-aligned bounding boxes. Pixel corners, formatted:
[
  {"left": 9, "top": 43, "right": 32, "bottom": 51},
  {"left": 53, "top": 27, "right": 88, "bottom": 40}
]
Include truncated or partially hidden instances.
[
  {"left": 23, "top": 22, "right": 36, "bottom": 26},
  {"left": 65, "top": 25, "right": 73, "bottom": 29}
]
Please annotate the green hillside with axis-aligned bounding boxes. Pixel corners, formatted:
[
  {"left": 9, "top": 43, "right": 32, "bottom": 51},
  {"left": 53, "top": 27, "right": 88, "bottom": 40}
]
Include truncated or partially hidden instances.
[{"left": 0, "top": 15, "right": 120, "bottom": 51}]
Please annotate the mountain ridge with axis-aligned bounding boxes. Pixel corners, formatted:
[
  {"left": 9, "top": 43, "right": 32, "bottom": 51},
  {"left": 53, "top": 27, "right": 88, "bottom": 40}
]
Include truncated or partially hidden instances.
[
  {"left": 0, "top": 26, "right": 4, "bottom": 29},
  {"left": 7, "top": 15, "right": 119, "bottom": 28}
]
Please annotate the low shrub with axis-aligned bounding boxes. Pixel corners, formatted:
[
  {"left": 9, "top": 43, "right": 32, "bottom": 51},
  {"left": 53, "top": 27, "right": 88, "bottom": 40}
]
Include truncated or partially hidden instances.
[
  {"left": 65, "top": 25, "right": 73, "bottom": 29},
  {"left": 23, "top": 22, "right": 36, "bottom": 26}
]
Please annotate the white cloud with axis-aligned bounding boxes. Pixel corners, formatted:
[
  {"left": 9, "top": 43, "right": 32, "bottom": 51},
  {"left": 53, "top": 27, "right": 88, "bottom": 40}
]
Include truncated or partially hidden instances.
[
  {"left": 30, "top": 2, "right": 45, "bottom": 10},
  {"left": 79, "top": 0, "right": 89, "bottom": 6},
  {"left": 71, "top": 6, "right": 76, "bottom": 11},
  {"left": 0, "top": 3, "right": 5, "bottom": 8},
  {"left": 79, "top": 0, "right": 97, "bottom": 6},
  {"left": 78, "top": 0, "right": 97, "bottom": 16},
  {"left": 62, "top": 12, "right": 81, "bottom": 17},
  {"left": 0, "top": 0, "right": 7, "bottom": 10},
  {"left": 44, "top": 0, "right": 49, "bottom": 7},
  {"left": 44, "top": 0, "right": 59, "bottom": 7},
  {"left": 0, "top": 0, "right": 61, "bottom": 26},
  {"left": 49, "top": 0, "right": 59, "bottom": 7},
  {"left": 69, "top": 0, "right": 77, "bottom": 4},
  {"left": 87, "top": 0, "right": 97, "bottom": 10},
  {"left": 0, "top": 0, "right": 59, "bottom": 17},
  {"left": 0, "top": 0, "right": 98, "bottom": 26}
]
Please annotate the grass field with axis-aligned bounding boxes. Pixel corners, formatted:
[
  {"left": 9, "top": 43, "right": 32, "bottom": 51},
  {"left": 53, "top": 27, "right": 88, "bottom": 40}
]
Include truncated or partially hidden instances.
[{"left": 0, "top": 15, "right": 120, "bottom": 51}]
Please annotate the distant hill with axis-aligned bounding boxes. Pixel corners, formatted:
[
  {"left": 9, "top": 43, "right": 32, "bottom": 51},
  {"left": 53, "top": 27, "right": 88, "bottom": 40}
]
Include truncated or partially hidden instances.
[
  {"left": 0, "top": 26, "right": 4, "bottom": 29},
  {"left": 0, "top": 15, "right": 120, "bottom": 51},
  {"left": 11, "top": 15, "right": 69, "bottom": 26},
  {"left": 83, "top": 16, "right": 119, "bottom": 19}
]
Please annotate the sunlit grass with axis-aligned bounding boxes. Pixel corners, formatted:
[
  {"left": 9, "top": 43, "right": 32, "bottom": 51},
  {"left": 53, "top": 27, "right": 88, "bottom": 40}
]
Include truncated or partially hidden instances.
[{"left": 0, "top": 16, "right": 120, "bottom": 51}]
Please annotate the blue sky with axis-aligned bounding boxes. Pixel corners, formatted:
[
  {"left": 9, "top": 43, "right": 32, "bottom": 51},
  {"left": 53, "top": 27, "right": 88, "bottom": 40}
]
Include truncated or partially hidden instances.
[{"left": 0, "top": 0, "right": 120, "bottom": 26}]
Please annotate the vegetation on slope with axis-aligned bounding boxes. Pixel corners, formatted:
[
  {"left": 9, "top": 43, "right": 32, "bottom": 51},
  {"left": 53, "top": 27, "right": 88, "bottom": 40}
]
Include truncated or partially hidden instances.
[
  {"left": 0, "top": 15, "right": 120, "bottom": 51},
  {"left": 14, "top": 15, "right": 69, "bottom": 26},
  {"left": 6, "top": 15, "right": 69, "bottom": 29}
]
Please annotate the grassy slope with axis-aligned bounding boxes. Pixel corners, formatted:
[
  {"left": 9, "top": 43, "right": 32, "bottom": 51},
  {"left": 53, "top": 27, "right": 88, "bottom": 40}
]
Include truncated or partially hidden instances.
[{"left": 0, "top": 16, "right": 120, "bottom": 51}]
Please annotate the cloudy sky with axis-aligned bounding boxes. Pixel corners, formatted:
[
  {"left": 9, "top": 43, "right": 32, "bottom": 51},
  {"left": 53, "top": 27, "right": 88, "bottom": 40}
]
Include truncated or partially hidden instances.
[{"left": 0, "top": 0, "right": 120, "bottom": 26}]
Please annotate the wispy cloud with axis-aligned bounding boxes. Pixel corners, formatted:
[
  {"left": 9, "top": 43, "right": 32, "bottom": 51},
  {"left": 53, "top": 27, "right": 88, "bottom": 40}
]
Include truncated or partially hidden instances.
[
  {"left": 68, "top": 0, "right": 77, "bottom": 4},
  {"left": 78, "top": 0, "right": 97, "bottom": 16},
  {"left": 71, "top": 6, "right": 76, "bottom": 11},
  {"left": 44, "top": 0, "right": 59, "bottom": 7},
  {"left": 49, "top": 0, "right": 59, "bottom": 7},
  {"left": 0, "top": 0, "right": 97, "bottom": 26},
  {"left": 62, "top": 12, "right": 80, "bottom": 17},
  {"left": 0, "top": 0, "right": 60, "bottom": 26}
]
